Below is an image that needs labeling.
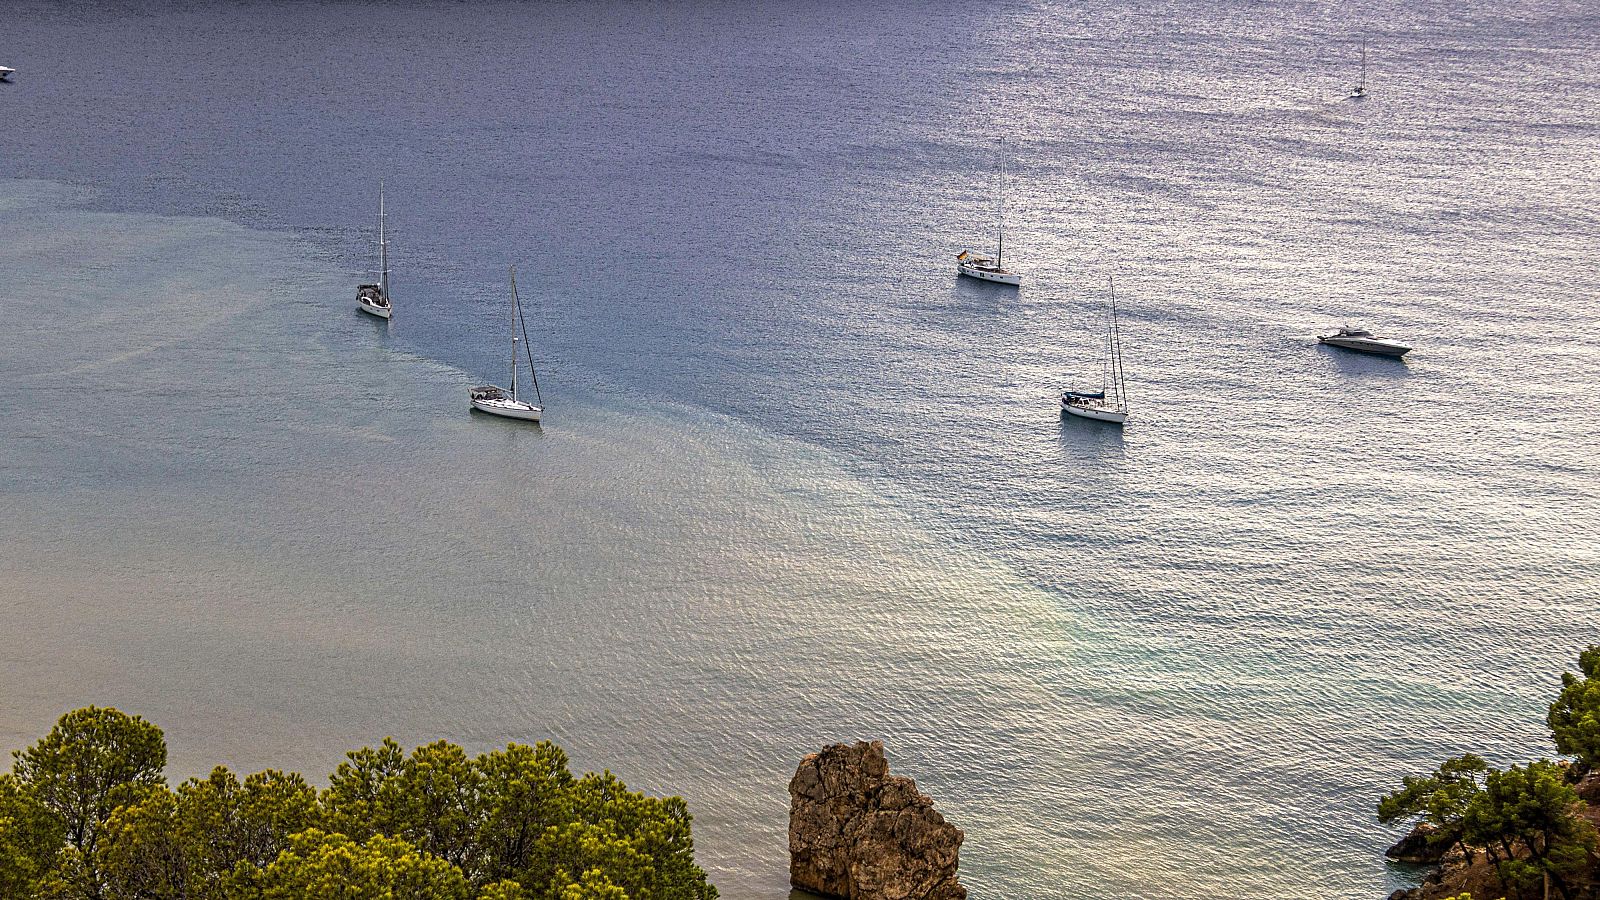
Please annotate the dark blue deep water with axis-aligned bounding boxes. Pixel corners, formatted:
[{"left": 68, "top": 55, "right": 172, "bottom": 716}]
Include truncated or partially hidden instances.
[{"left": 3, "top": 2, "right": 1599, "bottom": 897}]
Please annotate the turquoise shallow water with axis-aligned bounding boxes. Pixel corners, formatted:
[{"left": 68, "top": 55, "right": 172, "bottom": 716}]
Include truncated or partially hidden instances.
[
  {"left": 0, "top": 179, "right": 1100, "bottom": 896},
  {"left": 4, "top": 1, "right": 1600, "bottom": 897}
]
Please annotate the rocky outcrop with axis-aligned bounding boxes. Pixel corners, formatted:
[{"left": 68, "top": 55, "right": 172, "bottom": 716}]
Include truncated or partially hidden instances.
[
  {"left": 788, "top": 741, "right": 965, "bottom": 900},
  {"left": 1385, "top": 847, "right": 1506, "bottom": 900},
  {"left": 1577, "top": 769, "right": 1600, "bottom": 804},
  {"left": 1384, "top": 823, "right": 1446, "bottom": 864}
]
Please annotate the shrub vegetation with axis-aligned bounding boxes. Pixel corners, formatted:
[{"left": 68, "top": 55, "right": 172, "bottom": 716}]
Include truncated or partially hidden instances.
[
  {"left": 0, "top": 708, "right": 716, "bottom": 900},
  {"left": 1380, "top": 647, "right": 1600, "bottom": 900}
]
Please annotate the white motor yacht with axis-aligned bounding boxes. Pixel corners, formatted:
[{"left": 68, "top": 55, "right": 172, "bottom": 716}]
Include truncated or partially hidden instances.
[
  {"left": 0, "top": 67, "right": 15, "bottom": 82},
  {"left": 1318, "top": 325, "right": 1410, "bottom": 357}
]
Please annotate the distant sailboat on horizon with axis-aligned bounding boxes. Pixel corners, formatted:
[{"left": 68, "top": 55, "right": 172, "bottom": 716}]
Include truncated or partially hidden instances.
[
  {"left": 357, "top": 181, "right": 393, "bottom": 319},
  {"left": 957, "top": 138, "right": 1022, "bottom": 287},
  {"left": 1348, "top": 38, "right": 1369, "bottom": 100}
]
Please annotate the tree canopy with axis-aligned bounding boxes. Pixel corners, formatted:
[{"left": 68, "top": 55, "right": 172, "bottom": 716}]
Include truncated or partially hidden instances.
[
  {"left": 0, "top": 708, "right": 716, "bottom": 900},
  {"left": 1549, "top": 646, "right": 1600, "bottom": 771},
  {"left": 1377, "top": 753, "right": 1489, "bottom": 861},
  {"left": 0, "top": 773, "right": 63, "bottom": 899},
  {"left": 1381, "top": 645, "right": 1600, "bottom": 900},
  {"left": 1461, "top": 761, "right": 1595, "bottom": 898}
]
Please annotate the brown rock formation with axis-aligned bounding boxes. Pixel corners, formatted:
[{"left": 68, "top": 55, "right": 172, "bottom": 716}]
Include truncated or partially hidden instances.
[
  {"left": 1578, "top": 769, "right": 1600, "bottom": 805},
  {"left": 788, "top": 741, "right": 965, "bottom": 900},
  {"left": 1385, "top": 794, "right": 1600, "bottom": 900},
  {"left": 1384, "top": 823, "right": 1446, "bottom": 865},
  {"left": 1386, "top": 848, "right": 1512, "bottom": 900}
]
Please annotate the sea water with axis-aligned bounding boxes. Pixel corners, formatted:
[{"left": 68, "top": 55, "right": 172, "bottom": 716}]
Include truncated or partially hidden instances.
[{"left": 2, "top": 2, "right": 1598, "bottom": 898}]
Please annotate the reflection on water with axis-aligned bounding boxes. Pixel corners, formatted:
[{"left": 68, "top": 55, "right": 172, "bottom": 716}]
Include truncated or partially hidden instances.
[
  {"left": 1318, "top": 343, "right": 1414, "bottom": 379},
  {"left": 1057, "top": 411, "right": 1128, "bottom": 459}
]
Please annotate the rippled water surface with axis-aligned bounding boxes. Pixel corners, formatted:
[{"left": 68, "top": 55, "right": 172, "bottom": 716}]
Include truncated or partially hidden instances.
[{"left": 3, "top": 2, "right": 1599, "bottom": 898}]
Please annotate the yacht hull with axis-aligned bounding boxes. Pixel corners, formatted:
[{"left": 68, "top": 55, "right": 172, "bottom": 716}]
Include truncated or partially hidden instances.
[
  {"left": 358, "top": 299, "right": 391, "bottom": 319},
  {"left": 1062, "top": 401, "right": 1127, "bottom": 424},
  {"left": 471, "top": 397, "right": 542, "bottom": 422},
  {"left": 1318, "top": 336, "right": 1408, "bottom": 356},
  {"left": 957, "top": 262, "right": 1021, "bottom": 286}
]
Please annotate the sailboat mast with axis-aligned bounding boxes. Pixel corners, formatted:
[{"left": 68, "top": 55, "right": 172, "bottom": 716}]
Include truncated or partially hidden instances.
[
  {"left": 515, "top": 276, "right": 543, "bottom": 408},
  {"left": 509, "top": 266, "right": 519, "bottom": 402},
  {"left": 1360, "top": 39, "right": 1367, "bottom": 92},
  {"left": 378, "top": 180, "right": 389, "bottom": 299},
  {"left": 1108, "top": 277, "right": 1129, "bottom": 409},
  {"left": 1100, "top": 301, "right": 1113, "bottom": 392},
  {"left": 996, "top": 138, "right": 1006, "bottom": 268}
]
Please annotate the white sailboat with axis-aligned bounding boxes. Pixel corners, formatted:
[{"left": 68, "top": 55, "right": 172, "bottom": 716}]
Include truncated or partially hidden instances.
[
  {"left": 356, "top": 181, "right": 393, "bottom": 319},
  {"left": 1062, "top": 278, "right": 1130, "bottom": 425},
  {"left": 1348, "top": 39, "right": 1369, "bottom": 100},
  {"left": 470, "top": 266, "right": 543, "bottom": 423},
  {"left": 957, "top": 138, "right": 1022, "bottom": 287}
]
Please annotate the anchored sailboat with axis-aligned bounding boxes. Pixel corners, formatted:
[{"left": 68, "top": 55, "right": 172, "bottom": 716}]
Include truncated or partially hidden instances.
[
  {"left": 1062, "top": 278, "right": 1130, "bottom": 425},
  {"left": 957, "top": 138, "right": 1022, "bottom": 286},
  {"left": 356, "top": 181, "right": 393, "bottom": 319},
  {"left": 1348, "top": 39, "right": 1369, "bottom": 100},
  {"left": 470, "top": 266, "right": 543, "bottom": 423}
]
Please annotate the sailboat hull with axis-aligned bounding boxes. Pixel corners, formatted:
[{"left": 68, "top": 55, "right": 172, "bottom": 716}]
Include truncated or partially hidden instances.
[
  {"left": 358, "top": 298, "right": 391, "bottom": 319},
  {"left": 471, "top": 397, "right": 542, "bottom": 421},
  {"left": 1062, "top": 401, "right": 1127, "bottom": 424},
  {"left": 957, "top": 262, "right": 1022, "bottom": 286}
]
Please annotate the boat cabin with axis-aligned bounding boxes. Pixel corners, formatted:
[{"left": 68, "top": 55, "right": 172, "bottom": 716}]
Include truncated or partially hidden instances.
[{"left": 357, "top": 283, "right": 389, "bottom": 306}]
